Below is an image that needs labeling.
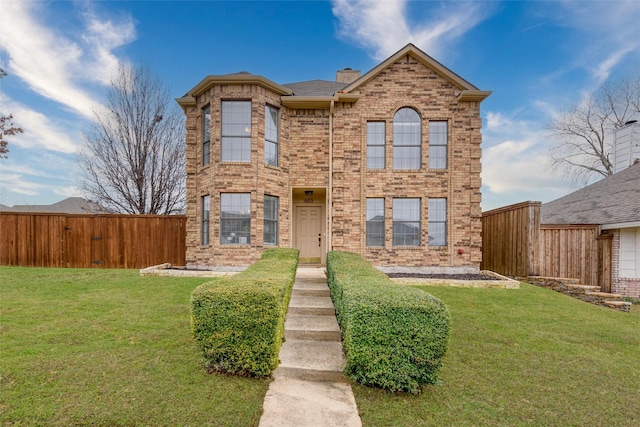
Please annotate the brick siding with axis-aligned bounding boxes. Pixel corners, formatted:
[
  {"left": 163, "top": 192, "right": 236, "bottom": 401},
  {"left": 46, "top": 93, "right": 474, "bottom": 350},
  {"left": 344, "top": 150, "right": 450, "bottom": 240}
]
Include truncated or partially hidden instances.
[{"left": 182, "top": 55, "right": 484, "bottom": 269}]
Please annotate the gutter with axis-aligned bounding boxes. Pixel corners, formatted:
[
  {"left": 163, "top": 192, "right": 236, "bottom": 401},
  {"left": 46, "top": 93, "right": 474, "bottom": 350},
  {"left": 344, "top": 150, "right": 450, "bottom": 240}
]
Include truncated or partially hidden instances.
[{"left": 328, "top": 99, "right": 334, "bottom": 253}]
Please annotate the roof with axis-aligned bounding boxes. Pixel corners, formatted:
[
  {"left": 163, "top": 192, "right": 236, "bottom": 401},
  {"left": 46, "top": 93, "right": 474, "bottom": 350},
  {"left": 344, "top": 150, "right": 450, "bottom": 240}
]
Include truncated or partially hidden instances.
[
  {"left": 540, "top": 162, "right": 640, "bottom": 226},
  {"left": 0, "top": 197, "right": 106, "bottom": 214},
  {"left": 177, "top": 43, "right": 490, "bottom": 111},
  {"left": 282, "top": 80, "right": 349, "bottom": 97}
]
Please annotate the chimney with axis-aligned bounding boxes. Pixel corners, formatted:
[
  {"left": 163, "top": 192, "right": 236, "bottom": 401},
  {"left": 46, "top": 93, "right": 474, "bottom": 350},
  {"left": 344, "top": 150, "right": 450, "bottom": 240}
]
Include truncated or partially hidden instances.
[{"left": 336, "top": 68, "right": 361, "bottom": 84}]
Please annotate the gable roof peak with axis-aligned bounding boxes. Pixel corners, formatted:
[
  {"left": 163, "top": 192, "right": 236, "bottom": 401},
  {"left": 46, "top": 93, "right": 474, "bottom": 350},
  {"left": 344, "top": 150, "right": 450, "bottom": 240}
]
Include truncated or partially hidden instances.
[{"left": 341, "top": 42, "right": 490, "bottom": 103}]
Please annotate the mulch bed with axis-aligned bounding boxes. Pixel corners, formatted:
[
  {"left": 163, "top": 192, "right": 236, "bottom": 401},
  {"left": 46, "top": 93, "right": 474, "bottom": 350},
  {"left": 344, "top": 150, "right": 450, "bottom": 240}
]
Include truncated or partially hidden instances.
[{"left": 386, "top": 273, "right": 498, "bottom": 281}]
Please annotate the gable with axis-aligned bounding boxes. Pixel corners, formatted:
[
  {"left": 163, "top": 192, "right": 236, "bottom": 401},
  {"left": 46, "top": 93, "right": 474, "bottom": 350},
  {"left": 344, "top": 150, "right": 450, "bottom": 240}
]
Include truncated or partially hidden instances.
[{"left": 340, "top": 43, "right": 490, "bottom": 103}]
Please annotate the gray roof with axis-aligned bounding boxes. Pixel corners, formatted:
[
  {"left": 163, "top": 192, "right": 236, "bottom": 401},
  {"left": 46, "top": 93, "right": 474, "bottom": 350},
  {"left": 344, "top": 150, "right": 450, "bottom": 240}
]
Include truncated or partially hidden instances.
[
  {"left": 283, "top": 80, "right": 349, "bottom": 96},
  {"left": 540, "top": 162, "right": 640, "bottom": 225},
  {"left": 0, "top": 197, "right": 105, "bottom": 214}
]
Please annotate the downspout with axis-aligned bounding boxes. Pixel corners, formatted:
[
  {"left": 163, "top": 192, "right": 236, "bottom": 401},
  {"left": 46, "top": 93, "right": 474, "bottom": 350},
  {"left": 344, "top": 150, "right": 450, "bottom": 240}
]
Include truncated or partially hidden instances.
[{"left": 328, "top": 99, "right": 334, "bottom": 254}]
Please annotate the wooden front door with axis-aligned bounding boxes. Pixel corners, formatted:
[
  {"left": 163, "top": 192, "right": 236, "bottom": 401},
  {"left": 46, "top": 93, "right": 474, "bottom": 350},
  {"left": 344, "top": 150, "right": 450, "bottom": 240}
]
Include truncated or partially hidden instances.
[{"left": 296, "top": 206, "right": 322, "bottom": 264}]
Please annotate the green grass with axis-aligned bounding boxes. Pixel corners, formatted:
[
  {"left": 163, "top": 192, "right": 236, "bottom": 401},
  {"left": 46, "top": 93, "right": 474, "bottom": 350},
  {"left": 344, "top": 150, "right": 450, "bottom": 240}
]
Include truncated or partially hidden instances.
[
  {"left": 0, "top": 267, "right": 269, "bottom": 426},
  {"left": 352, "top": 282, "right": 640, "bottom": 426}
]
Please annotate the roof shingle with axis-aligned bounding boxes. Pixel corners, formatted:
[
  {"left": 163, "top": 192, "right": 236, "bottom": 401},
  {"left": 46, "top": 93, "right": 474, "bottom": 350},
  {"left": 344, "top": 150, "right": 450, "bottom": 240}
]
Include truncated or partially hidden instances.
[{"left": 540, "top": 162, "right": 640, "bottom": 225}]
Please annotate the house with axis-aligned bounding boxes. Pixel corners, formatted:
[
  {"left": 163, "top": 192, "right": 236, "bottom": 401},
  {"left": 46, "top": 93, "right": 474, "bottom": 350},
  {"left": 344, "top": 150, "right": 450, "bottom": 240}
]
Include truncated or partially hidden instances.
[
  {"left": 0, "top": 197, "right": 105, "bottom": 214},
  {"left": 541, "top": 161, "right": 640, "bottom": 298},
  {"left": 176, "top": 43, "right": 490, "bottom": 270}
]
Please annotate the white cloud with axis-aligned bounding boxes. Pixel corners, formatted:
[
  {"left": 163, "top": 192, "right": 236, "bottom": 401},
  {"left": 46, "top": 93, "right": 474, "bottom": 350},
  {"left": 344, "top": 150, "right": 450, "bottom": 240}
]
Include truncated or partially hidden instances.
[
  {"left": 481, "top": 111, "right": 571, "bottom": 210},
  {"left": 0, "top": 0, "right": 135, "bottom": 119},
  {"left": 0, "top": 95, "right": 81, "bottom": 154},
  {"left": 332, "top": 0, "right": 491, "bottom": 61}
]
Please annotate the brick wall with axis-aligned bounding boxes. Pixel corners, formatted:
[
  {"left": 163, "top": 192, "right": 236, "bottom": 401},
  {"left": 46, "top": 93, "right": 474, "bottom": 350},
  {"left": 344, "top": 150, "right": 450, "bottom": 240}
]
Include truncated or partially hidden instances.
[
  {"left": 331, "top": 55, "right": 483, "bottom": 268},
  {"left": 182, "top": 55, "right": 484, "bottom": 269}
]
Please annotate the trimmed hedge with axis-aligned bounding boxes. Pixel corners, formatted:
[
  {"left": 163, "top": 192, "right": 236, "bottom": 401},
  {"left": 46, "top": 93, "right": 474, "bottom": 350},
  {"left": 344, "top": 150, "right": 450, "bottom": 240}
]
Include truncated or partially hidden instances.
[
  {"left": 190, "top": 248, "right": 299, "bottom": 377},
  {"left": 326, "top": 251, "right": 451, "bottom": 393}
]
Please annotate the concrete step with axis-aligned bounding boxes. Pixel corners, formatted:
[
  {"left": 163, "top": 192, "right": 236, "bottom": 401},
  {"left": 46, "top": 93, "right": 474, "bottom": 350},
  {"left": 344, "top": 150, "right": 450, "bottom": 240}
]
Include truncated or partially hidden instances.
[
  {"left": 289, "top": 294, "right": 335, "bottom": 310},
  {"left": 292, "top": 288, "right": 330, "bottom": 298},
  {"left": 285, "top": 314, "right": 341, "bottom": 342},
  {"left": 275, "top": 339, "right": 345, "bottom": 382}
]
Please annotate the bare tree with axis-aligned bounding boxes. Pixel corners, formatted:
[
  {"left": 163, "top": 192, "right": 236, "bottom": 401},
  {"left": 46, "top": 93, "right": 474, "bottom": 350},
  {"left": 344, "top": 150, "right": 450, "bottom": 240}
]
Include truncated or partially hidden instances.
[
  {"left": 548, "top": 76, "right": 640, "bottom": 187},
  {"left": 79, "top": 65, "right": 186, "bottom": 214},
  {"left": 0, "top": 69, "right": 24, "bottom": 159}
]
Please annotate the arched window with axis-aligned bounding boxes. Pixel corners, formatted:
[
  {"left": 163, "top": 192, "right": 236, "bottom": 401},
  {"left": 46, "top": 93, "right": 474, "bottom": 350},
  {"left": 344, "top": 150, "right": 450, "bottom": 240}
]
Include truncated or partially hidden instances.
[{"left": 393, "top": 107, "right": 421, "bottom": 169}]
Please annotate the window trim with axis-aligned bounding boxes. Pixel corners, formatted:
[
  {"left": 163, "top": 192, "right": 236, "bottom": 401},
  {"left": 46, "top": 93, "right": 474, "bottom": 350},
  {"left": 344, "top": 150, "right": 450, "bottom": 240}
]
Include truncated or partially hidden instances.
[
  {"left": 366, "top": 198, "right": 385, "bottom": 247},
  {"left": 220, "top": 193, "right": 251, "bottom": 245},
  {"left": 428, "top": 120, "right": 448, "bottom": 169},
  {"left": 392, "top": 198, "right": 421, "bottom": 247},
  {"left": 428, "top": 198, "right": 447, "bottom": 246},
  {"left": 265, "top": 105, "right": 279, "bottom": 167},
  {"left": 202, "top": 105, "right": 211, "bottom": 166},
  {"left": 201, "top": 195, "right": 210, "bottom": 246},
  {"left": 366, "top": 121, "right": 386, "bottom": 170},
  {"left": 393, "top": 107, "right": 421, "bottom": 170},
  {"left": 264, "top": 195, "right": 279, "bottom": 245},
  {"left": 221, "top": 100, "right": 252, "bottom": 163}
]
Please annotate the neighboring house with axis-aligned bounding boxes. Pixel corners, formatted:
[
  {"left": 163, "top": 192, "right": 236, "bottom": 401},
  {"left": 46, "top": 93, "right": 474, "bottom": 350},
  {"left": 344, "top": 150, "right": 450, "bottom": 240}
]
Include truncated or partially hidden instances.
[
  {"left": 541, "top": 162, "right": 640, "bottom": 298},
  {"left": 176, "top": 43, "right": 490, "bottom": 269},
  {"left": 0, "top": 197, "right": 105, "bottom": 214}
]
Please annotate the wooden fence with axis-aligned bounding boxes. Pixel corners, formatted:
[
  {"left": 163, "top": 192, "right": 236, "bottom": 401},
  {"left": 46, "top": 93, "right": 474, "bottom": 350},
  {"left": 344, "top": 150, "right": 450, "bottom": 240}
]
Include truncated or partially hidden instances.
[
  {"left": 481, "top": 201, "right": 541, "bottom": 277},
  {"left": 0, "top": 212, "right": 186, "bottom": 269},
  {"left": 481, "top": 202, "right": 611, "bottom": 290}
]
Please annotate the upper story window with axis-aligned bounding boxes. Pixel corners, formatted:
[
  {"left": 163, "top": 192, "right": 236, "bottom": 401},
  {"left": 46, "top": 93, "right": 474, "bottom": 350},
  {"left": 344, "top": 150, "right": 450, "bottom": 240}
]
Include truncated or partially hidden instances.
[
  {"left": 202, "top": 105, "right": 211, "bottom": 166},
  {"left": 265, "top": 106, "right": 279, "bottom": 167},
  {"left": 366, "top": 121, "right": 385, "bottom": 169},
  {"left": 220, "top": 193, "right": 251, "bottom": 245},
  {"left": 393, "top": 108, "right": 421, "bottom": 170},
  {"left": 429, "top": 121, "right": 448, "bottom": 169},
  {"left": 221, "top": 101, "right": 251, "bottom": 162}
]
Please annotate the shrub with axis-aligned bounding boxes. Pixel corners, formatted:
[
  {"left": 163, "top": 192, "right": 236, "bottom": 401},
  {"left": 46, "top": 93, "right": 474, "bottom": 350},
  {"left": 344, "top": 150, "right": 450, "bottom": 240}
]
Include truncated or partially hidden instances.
[
  {"left": 190, "top": 248, "right": 299, "bottom": 377},
  {"left": 326, "top": 251, "right": 451, "bottom": 393}
]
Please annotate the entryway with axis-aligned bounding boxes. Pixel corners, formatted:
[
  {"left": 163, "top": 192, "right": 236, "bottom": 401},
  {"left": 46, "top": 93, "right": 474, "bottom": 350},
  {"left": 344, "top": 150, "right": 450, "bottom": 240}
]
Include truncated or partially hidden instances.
[{"left": 292, "top": 188, "right": 326, "bottom": 264}]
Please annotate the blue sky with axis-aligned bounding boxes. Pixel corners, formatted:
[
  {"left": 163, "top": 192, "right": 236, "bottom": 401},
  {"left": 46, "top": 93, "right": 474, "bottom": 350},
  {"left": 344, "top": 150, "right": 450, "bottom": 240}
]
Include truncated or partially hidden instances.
[{"left": 1, "top": 0, "right": 639, "bottom": 210}]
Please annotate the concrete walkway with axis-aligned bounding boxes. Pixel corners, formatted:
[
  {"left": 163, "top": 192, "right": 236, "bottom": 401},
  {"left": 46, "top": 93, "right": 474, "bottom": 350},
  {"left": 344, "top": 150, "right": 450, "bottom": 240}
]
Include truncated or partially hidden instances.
[{"left": 259, "top": 267, "right": 362, "bottom": 427}]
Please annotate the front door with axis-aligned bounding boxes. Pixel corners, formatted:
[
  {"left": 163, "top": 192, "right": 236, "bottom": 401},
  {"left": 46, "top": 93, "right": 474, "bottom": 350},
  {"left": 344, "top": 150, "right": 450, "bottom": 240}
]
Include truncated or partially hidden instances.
[{"left": 296, "top": 206, "right": 322, "bottom": 264}]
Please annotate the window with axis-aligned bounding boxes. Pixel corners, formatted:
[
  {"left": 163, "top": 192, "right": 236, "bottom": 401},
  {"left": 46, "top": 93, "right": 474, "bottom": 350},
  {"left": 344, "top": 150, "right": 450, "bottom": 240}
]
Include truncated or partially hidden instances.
[
  {"left": 221, "top": 101, "right": 251, "bottom": 162},
  {"left": 264, "top": 195, "right": 279, "bottom": 245},
  {"left": 265, "top": 106, "right": 279, "bottom": 167},
  {"left": 366, "top": 121, "right": 385, "bottom": 169},
  {"left": 220, "top": 193, "right": 251, "bottom": 244},
  {"left": 393, "top": 198, "right": 421, "bottom": 246},
  {"left": 366, "top": 198, "right": 385, "bottom": 246},
  {"left": 202, "top": 105, "right": 211, "bottom": 166},
  {"left": 429, "top": 121, "right": 448, "bottom": 169},
  {"left": 393, "top": 108, "right": 421, "bottom": 169},
  {"left": 428, "top": 198, "right": 447, "bottom": 246},
  {"left": 201, "top": 195, "right": 210, "bottom": 245}
]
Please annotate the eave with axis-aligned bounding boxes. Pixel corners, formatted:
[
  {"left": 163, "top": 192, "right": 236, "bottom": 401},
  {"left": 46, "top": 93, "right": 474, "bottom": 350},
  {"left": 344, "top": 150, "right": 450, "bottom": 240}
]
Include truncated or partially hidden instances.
[
  {"left": 457, "top": 90, "right": 492, "bottom": 103},
  {"left": 280, "top": 93, "right": 361, "bottom": 109},
  {"left": 186, "top": 74, "right": 293, "bottom": 99}
]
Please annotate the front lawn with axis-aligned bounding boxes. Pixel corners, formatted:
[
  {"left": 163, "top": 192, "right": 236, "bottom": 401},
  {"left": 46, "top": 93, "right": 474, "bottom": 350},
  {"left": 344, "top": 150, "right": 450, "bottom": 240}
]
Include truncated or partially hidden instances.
[
  {"left": 0, "top": 267, "right": 269, "bottom": 426},
  {"left": 353, "top": 282, "right": 640, "bottom": 426}
]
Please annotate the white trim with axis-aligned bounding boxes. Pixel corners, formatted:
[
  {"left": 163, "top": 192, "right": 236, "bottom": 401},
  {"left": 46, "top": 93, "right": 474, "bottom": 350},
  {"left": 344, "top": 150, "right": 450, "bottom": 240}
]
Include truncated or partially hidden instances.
[{"left": 601, "top": 221, "right": 640, "bottom": 230}]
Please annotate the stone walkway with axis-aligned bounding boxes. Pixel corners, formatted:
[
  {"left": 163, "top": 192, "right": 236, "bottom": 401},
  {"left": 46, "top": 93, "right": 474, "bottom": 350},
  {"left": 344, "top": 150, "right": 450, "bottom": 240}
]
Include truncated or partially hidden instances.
[{"left": 259, "top": 267, "right": 361, "bottom": 427}]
